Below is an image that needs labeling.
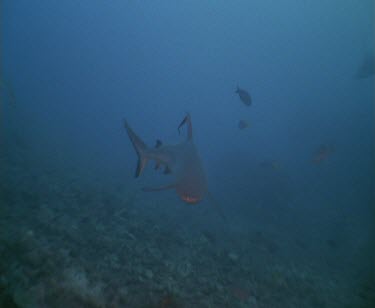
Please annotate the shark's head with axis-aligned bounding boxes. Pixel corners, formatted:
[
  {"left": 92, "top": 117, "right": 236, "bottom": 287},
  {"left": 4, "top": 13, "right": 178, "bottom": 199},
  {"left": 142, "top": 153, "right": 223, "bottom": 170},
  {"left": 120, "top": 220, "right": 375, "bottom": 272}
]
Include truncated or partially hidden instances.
[{"left": 175, "top": 174, "right": 207, "bottom": 204}]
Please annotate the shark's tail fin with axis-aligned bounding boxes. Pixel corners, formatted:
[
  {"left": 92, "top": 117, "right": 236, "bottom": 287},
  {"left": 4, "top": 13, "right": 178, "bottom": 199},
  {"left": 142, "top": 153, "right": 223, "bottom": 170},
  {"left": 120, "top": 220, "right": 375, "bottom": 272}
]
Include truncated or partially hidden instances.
[{"left": 124, "top": 120, "right": 149, "bottom": 178}]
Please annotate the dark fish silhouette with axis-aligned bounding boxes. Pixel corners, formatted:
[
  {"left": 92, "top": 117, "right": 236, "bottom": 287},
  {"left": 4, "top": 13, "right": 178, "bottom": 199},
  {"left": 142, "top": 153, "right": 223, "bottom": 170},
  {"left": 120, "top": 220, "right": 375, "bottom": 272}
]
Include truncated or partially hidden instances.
[
  {"left": 0, "top": 79, "right": 16, "bottom": 105},
  {"left": 259, "top": 160, "right": 281, "bottom": 170},
  {"left": 356, "top": 52, "right": 375, "bottom": 79},
  {"left": 238, "top": 120, "right": 249, "bottom": 130},
  {"left": 312, "top": 144, "right": 335, "bottom": 164},
  {"left": 235, "top": 86, "right": 251, "bottom": 106},
  {"left": 124, "top": 114, "right": 208, "bottom": 204}
]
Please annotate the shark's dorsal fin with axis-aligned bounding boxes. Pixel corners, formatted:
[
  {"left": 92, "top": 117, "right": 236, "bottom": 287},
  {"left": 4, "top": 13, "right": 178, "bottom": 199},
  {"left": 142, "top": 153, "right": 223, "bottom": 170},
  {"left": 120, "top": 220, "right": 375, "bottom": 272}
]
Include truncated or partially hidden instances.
[{"left": 178, "top": 113, "right": 193, "bottom": 141}]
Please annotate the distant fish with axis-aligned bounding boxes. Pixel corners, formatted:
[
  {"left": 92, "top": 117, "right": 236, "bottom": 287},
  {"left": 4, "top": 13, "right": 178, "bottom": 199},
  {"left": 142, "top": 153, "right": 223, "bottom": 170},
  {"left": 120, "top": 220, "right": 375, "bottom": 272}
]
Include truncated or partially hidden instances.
[
  {"left": 356, "top": 52, "right": 375, "bottom": 79},
  {"left": 201, "top": 230, "right": 217, "bottom": 244},
  {"left": 312, "top": 144, "right": 335, "bottom": 164},
  {"left": 228, "top": 286, "right": 252, "bottom": 302},
  {"left": 158, "top": 293, "right": 178, "bottom": 308},
  {"left": 259, "top": 160, "right": 281, "bottom": 170},
  {"left": 238, "top": 120, "right": 249, "bottom": 130},
  {"left": 235, "top": 85, "right": 251, "bottom": 106},
  {"left": 0, "top": 79, "right": 16, "bottom": 105},
  {"left": 326, "top": 239, "right": 338, "bottom": 249}
]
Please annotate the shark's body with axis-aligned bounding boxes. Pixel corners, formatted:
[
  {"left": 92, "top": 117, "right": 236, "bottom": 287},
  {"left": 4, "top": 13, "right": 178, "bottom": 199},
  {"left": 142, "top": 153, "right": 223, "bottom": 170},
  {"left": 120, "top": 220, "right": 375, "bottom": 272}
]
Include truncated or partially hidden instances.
[{"left": 124, "top": 114, "right": 208, "bottom": 204}]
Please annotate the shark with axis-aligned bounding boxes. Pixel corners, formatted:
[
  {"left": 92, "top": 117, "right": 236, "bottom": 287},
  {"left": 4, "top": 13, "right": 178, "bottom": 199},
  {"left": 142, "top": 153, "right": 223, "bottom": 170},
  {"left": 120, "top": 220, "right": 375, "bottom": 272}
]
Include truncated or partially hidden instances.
[{"left": 124, "top": 113, "right": 209, "bottom": 204}]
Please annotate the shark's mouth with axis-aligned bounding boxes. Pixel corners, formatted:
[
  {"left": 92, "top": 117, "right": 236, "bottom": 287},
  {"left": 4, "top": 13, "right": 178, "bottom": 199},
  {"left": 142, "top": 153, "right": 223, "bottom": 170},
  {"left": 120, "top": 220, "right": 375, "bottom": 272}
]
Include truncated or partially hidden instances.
[{"left": 180, "top": 194, "right": 201, "bottom": 204}]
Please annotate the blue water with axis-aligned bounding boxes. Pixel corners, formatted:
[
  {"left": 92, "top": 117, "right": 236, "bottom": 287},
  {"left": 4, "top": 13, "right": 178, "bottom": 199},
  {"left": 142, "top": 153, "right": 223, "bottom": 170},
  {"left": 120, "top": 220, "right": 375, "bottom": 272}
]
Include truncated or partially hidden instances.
[{"left": 1, "top": 1, "right": 374, "bottom": 307}]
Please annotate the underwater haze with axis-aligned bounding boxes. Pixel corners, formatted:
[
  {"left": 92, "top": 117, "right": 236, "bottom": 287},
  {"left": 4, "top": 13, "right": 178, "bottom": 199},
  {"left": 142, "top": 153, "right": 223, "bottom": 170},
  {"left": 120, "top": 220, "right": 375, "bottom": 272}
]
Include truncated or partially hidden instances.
[{"left": 1, "top": 1, "right": 374, "bottom": 307}]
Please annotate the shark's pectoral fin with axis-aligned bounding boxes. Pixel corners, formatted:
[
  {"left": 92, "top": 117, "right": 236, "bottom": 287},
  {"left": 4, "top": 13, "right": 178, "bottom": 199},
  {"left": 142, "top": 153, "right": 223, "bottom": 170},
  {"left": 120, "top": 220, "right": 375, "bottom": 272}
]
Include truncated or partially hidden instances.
[{"left": 142, "top": 183, "right": 176, "bottom": 192}]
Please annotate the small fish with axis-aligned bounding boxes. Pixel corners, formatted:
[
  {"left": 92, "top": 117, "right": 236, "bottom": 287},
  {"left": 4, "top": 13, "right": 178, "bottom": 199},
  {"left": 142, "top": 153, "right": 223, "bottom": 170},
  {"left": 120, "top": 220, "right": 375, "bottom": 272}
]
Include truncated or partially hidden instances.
[
  {"left": 326, "top": 239, "right": 338, "bottom": 249},
  {"left": 259, "top": 160, "right": 281, "bottom": 170},
  {"left": 312, "top": 144, "right": 335, "bottom": 164},
  {"left": 201, "top": 230, "right": 217, "bottom": 244},
  {"left": 229, "top": 286, "right": 252, "bottom": 302},
  {"left": 356, "top": 52, "right": 375, "bottom": 79},
  {"left": 0, "top": 79, "right": 16, "bottom": 105},
  {"left": 238, "top": 120, "right": 249, "bottom": 130},
  {"left": 235, "top": 85, "right": 252, "bottom": 106},
  {"left": 158, "top": 293, "right": 178, "bottom": 308}
]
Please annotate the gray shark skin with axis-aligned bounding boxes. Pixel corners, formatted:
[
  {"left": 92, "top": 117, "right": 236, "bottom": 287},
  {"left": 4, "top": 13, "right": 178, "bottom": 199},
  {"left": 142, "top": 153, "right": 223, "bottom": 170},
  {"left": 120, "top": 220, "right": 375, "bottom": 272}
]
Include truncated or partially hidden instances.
[{"left": 124, "top": 114, "right": 208, "bottom": 204}]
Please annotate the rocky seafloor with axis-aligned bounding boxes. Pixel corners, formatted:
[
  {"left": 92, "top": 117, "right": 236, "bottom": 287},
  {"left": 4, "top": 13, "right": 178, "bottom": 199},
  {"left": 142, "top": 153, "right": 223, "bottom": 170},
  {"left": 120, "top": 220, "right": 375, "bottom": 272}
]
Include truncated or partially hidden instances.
[{"left": 0, "top": 155, "right": 374, "bottom": 308}]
